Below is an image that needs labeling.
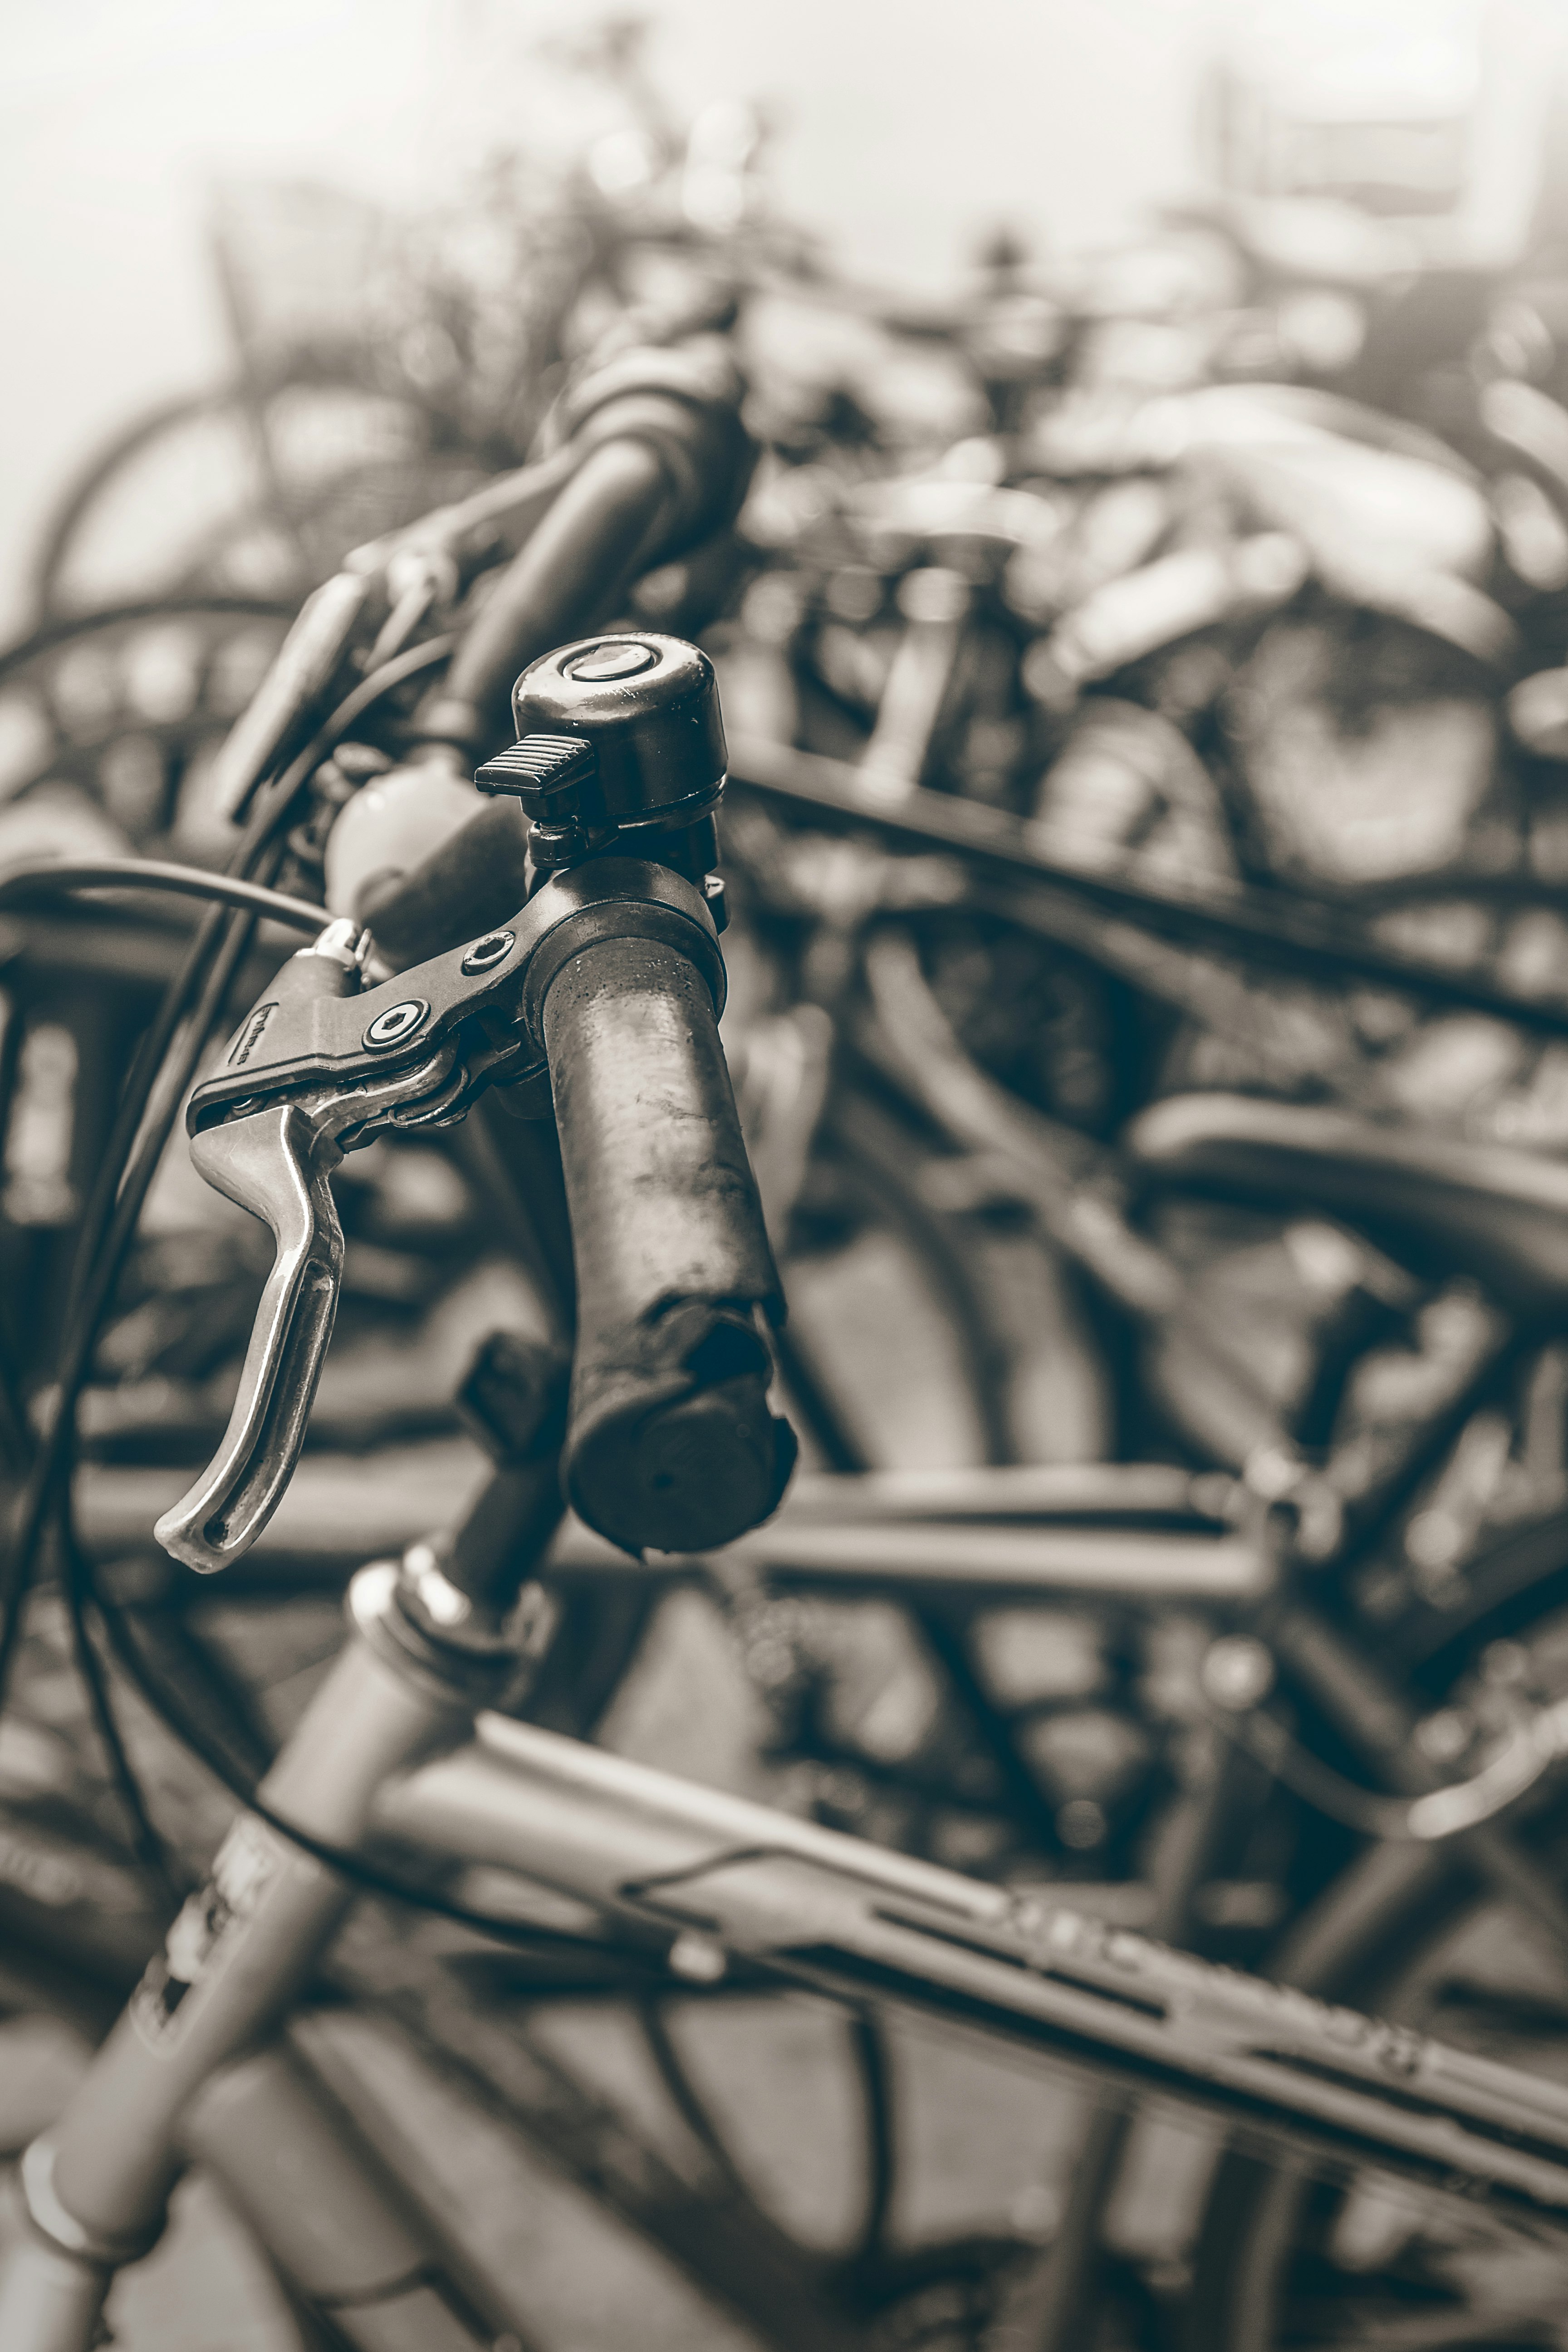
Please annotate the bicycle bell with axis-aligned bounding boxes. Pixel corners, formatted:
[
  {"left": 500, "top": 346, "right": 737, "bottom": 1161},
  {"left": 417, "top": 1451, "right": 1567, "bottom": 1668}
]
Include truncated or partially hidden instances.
[{"left": 475, "top": 632, "right": 728, "bottom": 917}]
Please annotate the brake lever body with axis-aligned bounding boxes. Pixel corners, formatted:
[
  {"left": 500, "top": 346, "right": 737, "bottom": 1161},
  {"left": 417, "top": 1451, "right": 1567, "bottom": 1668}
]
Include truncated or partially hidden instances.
[
  {"left": 155, "top": 1066, "right": 449, "bottom": 1572},
  {"left": 187, "top": 858, "right": 720, "bottom": 1137},
  {"left": 157, "top": 860, "right": 725, "bottom": 1573}
]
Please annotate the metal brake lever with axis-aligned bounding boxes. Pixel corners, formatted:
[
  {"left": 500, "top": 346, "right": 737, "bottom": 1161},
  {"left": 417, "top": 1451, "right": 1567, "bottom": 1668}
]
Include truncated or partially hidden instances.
[
  {"left": 155, "top": 857, "right": 723, "bottom": 1574},
  {"left": 154, "top": 1053, "right": 459, "bottom": 1573}
]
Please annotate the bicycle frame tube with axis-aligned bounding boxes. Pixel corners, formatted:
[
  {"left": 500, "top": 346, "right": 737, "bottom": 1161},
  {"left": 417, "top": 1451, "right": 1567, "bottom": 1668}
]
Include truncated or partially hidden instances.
[
  {"left": 77, "top": 1464, "right": 1269, "bottom": 1602},
  {"left": 10, "top": 1546, "right": 1568, "bottom": 2352},
  {"left": 0, "top": 1579, "right": 510, "bottom": 2352},
  {"left": 558, "top": 1517, "right": 1269, "bottom": 1598},
  {"left": 727, "top": 737, "right": 1568, "bottom": 1039},
  {"left": 374, "top": 1708, "right": 1568, "bottom": 2240}
]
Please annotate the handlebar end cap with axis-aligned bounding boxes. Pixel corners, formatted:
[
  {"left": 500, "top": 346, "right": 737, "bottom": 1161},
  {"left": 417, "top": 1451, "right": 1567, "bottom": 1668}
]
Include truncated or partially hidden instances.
[{"left": 565, "top": 1368, "right": 798, "bottom": 1558}]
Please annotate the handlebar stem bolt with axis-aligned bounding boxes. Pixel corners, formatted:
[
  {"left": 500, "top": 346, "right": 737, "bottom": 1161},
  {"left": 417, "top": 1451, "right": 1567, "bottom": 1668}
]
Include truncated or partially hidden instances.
[{"left": 364, "top": 999, "right": 429, "bottom": 1050}]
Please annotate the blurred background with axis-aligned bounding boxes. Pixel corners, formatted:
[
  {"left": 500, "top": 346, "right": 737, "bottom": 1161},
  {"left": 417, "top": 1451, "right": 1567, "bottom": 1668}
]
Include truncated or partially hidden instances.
[
  {"left": 19, "top": 4, "right": 1568, "bottom": 2348},
  {"left": 8, "top": 0, "right": 1568, "bottom": 624},
  {"left": 1, "top": 0, "right": 1225, "bottom": 632}
]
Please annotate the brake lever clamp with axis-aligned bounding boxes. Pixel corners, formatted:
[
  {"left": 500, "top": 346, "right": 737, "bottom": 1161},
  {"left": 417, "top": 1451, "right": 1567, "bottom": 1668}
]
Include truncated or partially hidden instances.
[
  {"left": 157, "top": 860, "right": 725, "bottom": 1573},
  {"left": 191, "top": 857, "right": 724, "bottom": 1136}
]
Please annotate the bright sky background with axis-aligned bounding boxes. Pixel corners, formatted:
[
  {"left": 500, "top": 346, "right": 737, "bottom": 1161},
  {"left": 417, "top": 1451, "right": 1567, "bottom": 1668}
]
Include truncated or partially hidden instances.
[
  {"left": 5, "top": 0, "right": 1566, "bottom": 631},
  {"left": 0, "top": 0, "right": 1224, "bottom": 627}
]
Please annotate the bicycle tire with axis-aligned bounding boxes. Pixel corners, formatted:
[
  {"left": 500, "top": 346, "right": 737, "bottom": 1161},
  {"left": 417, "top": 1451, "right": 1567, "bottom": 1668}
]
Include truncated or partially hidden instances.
[
  {"left": 1182, "top": 1510, "right": 1568, "bottom": 2351},
  {"left": 27, "top": 366, "right": 488, "bottom": 617}
]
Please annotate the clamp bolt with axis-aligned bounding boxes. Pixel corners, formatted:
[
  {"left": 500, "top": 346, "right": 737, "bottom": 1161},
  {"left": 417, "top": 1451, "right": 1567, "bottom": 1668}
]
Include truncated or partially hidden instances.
[
  {"left": 461, "top": 930, "right": 516, "bottom": 975},
  {"left": 363, "top": 999, "right": 428, "bottom": 1050}
]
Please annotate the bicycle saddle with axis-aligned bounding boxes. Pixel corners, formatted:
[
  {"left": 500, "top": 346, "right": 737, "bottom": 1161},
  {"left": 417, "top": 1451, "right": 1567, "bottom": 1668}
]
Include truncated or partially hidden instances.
[{"left": 1125, "top": 1092, "right": 1568, "bottom": 1314}]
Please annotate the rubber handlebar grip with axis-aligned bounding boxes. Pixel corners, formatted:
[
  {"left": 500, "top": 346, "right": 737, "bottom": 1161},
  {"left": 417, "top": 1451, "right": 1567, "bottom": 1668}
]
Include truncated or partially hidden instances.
[{"left": 539, "top": 931, "right": 795, "bottom": 1554}]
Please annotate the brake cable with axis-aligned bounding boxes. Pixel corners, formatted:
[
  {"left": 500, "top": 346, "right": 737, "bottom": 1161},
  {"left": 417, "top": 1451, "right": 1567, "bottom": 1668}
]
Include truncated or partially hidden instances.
[
  {"left": 0, "top": 860, "right": 330, "bottom": 935},
  {"left": 0, "top": 859, "right": 656, "bottom": 1953},
  {"left": 0, "top": 638, "right": 459, "bottom": 1695},
  {"left": 71, "top": 1516, "right": 625, "bottom": 1957}
]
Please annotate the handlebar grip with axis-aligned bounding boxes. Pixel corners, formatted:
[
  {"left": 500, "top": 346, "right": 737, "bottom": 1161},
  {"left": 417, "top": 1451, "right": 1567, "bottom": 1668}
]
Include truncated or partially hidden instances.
[{"left": 539, "top": 930, "right": 796, "bottom": 1554}]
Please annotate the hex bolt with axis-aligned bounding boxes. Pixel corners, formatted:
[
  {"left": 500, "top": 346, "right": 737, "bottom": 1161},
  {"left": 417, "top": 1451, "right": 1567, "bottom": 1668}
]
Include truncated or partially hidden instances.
[
  {"left": 460, "top": 930, "right": 516, "bottom": 975},
  {"left": 363, "top": 999, "right": 428, "bottom": 1050}
]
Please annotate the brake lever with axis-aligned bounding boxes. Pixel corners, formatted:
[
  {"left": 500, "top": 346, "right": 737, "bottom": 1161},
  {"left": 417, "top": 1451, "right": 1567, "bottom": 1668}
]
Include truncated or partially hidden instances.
[
  {"left": 156, "top": 855, "right": 725, "bottom": 1573},
  {"left": 154, "top": 1059, "right": 458, "bottom": 1573}
]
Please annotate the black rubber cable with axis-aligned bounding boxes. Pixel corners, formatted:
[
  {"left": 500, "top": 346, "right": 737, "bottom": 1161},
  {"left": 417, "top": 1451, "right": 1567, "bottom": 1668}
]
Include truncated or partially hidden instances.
[
  {"left": 245, "top": 632, "right": 455, "bottom": 823},
  {"left": 0, "top": 624, "right": 454, "bottom": 1701},
  {"left": 61, "top": 1543, "right": 181, "bottom": 1905},
  {"left": 0, "top": 770, "right": 311, "bottom": 1740},
  {"left": 60, "top": 905, "right": 273, "bottom": 1892},
  {"left": 848, "top": 2012, "right": 897, "bottom": 2264},
  {"left": 0, "top": 901, "right": 230, "bottom": 1711},
  {"left": 0, "top": 897, "right": 271, "bottom": 1882},
  {"left": 73, "top": 1519, "right": 626, "bottom": 1954},
  {"left": 0, "top": 860, "right": 332, "bottom": 935},
  {"left": 637, "top": 1999, "right": 760, "bottom": 2200}
]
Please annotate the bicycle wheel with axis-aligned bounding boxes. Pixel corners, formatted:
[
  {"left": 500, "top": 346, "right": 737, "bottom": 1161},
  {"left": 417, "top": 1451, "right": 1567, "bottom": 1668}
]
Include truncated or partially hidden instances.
[
  {"left": 29, "top": 372, "right": 491, "bottom": 617},
  {"left": 0, "top": 600, "right": 296, "bottom": 1391},
  {"left": 1184, "top": 1510, "right": 1568, "bottom": 2351},
  {"left": 0, "top": 597, "right": 293, "bottom": 853}
]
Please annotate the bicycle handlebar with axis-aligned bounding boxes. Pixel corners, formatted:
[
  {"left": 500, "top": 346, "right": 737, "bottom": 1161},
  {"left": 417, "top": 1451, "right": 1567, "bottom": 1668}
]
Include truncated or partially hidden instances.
[
  {"left": 539, "top": 927, "right": 794, "bottom": 1552},
  {"left": 210, "top": 571, "right": 372, "bottom": 823},
  {"left": 409, "top": 437, "right": 669, "bottom": 760},
  {"left": 354, "top": 348, "right": 754, "bottom": 969},
  {"left": 155, "top": 860, "right": 795, "bottom": 1569},
  {"left": 407, "top": 338, "right": 753, "bottom": 762},
  {"left": 349, "top": 435, "right": 685, "bottom": 970},
  {"left": 209, "top": 338, "right": 750, "bottom": 832}
]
